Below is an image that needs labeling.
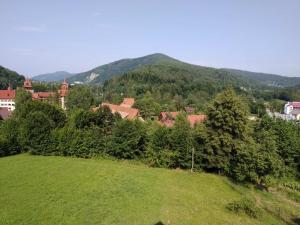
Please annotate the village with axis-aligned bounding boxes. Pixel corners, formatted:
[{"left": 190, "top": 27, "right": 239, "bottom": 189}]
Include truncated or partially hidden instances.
[
  {"left": 0, "top": 80, "right": 207, "bottom": 127},
  {"left": 2, "top": 80, "right": 300, "bottom": 127}
]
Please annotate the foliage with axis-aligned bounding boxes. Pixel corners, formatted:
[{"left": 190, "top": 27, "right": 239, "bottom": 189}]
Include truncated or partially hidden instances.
[
  {"left": 134, "top": 92, "right": 161, "bottom": 120},
  {"left": 145, "top": 122, "right": 174, "bottom": 168},
  {"left": 15, "top": 100, "right": 66, "bottom": 128},
  {"left": 20, "top": 111, "right": 53, "bottom": 154},
  {"left": 227, "top": 197, "right": 262, "bottom": 219},
  {"left": 66, "top": 85, "right": 94, "bottom": 111},
  {"left": 0, "top": 65, "right": 25, "bottom": 89},
  {"left": 169, "top": 113, "right": 193, "bottom": 169},
  {"left": 110, "top": 119, "right": 146, "bottom": 159},
  {"left": 201, "top": 89, "right": 249, "bottom": 172},
  {"left": 0, "top": 118, "right": 22, "bottom": 156}
]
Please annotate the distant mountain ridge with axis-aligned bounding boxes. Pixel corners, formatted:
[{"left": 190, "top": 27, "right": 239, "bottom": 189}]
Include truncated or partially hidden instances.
[
  {"left": 25, "top": 53, "right": 300, "bottom": 87},
  {"left": 68, "top": 53, "right": 184, "bottom": 84},
  {"left": 222, "top": 68, "right": 300, "bottom": 87},
  {"left": 66, "top": 53, "right": 300, "bottom": 87},
  {"left": 32, "top": 71, "right": 73, "bottom": 82}
]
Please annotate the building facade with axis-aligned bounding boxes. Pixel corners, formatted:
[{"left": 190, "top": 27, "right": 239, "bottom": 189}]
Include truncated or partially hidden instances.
[
  {"left": 0, "top": 86, "right": 16, "bottom": 111},
  {"left": 284, "top": 102, "right": 300, "bottom": 120}
]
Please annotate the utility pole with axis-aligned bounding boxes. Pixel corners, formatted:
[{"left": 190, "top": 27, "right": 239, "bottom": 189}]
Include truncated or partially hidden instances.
[{"left": 191, "top": 147, "right": 195, "bottom": 173}]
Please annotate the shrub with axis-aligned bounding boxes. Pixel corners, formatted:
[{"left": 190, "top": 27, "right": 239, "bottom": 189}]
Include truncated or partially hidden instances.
[{"left": 227, "top": 197, "right": 262, "bottom": 219}]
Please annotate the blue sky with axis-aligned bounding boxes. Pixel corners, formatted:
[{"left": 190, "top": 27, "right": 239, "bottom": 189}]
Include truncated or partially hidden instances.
[{"left": 0, "top": 0, "right": 299, "bottom": 77}]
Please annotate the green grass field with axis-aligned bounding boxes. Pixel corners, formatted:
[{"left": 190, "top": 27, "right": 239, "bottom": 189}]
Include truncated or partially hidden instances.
[{"left": 0, "top": 154, "right": 299, "bottom": 225}]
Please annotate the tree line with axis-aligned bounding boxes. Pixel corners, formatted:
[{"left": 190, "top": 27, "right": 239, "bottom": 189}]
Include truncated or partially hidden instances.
[{"left": 0, "top": 88, "right": 299, "bottom": 188}]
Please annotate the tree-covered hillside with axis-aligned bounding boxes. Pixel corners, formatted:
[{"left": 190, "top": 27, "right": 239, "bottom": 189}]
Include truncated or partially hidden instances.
[
  {"left": 67, "top": 53, "right": 299, "bottom": 89},
  {"left": 32, "top": 71, "right": 73, "bottom": 82},
  {"left": 223, "top": 68, "right": 300, "bottom": 87},
  {"left": 0, "top": 66, "right": 25, "bottom": 89},
  {"left": 68, "top": 53, "right": 186, "bottom": 84},
  {"left": 102, "top": 64, "right": 257, "bottom": 111}
]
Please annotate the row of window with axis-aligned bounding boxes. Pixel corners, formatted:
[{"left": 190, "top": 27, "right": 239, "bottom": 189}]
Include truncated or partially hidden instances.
[{"left": 0, "top": 103, "right": 15, "bottom": 106}]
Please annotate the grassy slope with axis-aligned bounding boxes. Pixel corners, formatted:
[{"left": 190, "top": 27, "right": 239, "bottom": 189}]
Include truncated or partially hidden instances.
[{"left": 0, "top": 154, "right": 297, "bottom": 225}]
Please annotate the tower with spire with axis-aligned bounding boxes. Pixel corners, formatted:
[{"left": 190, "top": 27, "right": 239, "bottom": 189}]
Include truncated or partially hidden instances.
[
  {"left": 23, "top": 78, "right": 33, "bottom": 93},
  {"left": 59, "top": 78, "right": 69, "bottom": 109}
]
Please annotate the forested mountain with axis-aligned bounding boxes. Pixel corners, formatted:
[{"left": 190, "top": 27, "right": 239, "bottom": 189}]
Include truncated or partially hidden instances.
[
  {"left": 223, "top": 68, "right": 300, "bottom": 87},
  {"left": 102, "top": 64, "right": 256, "bottom": 111},
  {"left": 0, "top": 66, "right": 25, "bottom": 89},
  {"left": 68, "top": 53, "right": 185, "bottom": 84},
  {"left": 68, "top": 53, "right": 299, "bottom": 88},
  {"left": 32, "top": 71, "right": 73, "bottom": 82}
]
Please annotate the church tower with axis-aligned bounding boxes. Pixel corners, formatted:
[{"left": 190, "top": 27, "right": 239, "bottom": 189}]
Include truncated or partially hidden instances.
[
  {"left": 23, "top": 78, "right": 33, "bottom": 93},
  {"left": 59, "top": 79, "right": 69, "bottom": 109}
]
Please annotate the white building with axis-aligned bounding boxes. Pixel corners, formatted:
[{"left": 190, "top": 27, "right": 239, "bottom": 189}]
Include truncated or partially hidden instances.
[
  {"left": 284, "top": 102, "right": 300, "bottom": 120},
  {"left": 0, "top": 87, "right": 16, "bottom": 111}
]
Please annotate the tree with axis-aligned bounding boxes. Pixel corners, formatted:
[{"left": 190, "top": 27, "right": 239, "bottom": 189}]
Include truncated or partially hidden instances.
[
  {"left": 110, "top": 119, "right": 146, "bottom": 159},
  {"left": 273, "top": 119, "right": 300, "bottom": 175},
  {"left": 134, "top": 92, "right": 161, "bottom": 120},
  {"left": 66, "top": 86, "right": 94, "bottom": 111},
  {"left": 169, "top": 113, "right": 192, "bottom": 169},
  {"left": 0, "top": 118, "right": 22, "bottom": 156},
  {"left": 16, "top": 100, "right": 66, "bottom": 128},
  {"left": 146, "top": 122, "right": 174, "bottom": 167},
  {"left": 14, "top": 88, "right": 32, "bottom": 117},
  {"left": 202, "top": 89, "right": 249, "bottom": 173},
  {"left": 20, "top": 111, "right": 53, "bottom": 154}
]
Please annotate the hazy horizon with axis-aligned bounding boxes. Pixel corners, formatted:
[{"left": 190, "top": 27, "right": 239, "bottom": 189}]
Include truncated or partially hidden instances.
[{"left": 1, "top": 0, "right": 299, "bottom": 77}]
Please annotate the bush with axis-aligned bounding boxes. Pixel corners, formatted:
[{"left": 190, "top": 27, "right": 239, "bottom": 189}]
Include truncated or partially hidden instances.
[
  {"left": 0, "top": 118, "right": 22, "bottom": 156},
  {"left": 110, "top": 119, "right": 146, "bottom": 159},
  {"left": 282, "top": 181, "right": 300, "bottom": 192},
  {"left": 227, "top": 197, "right": 262, "bottom": 219}
]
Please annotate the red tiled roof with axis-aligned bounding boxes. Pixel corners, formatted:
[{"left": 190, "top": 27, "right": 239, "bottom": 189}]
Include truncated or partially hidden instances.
[
  {"left": 32, "top": 92, "right": 54, "bottom": 100},
  {"left": 0, "top": 107, "right": 12, "bottom": 119},
  {"left": 120, "top": 98, "right": 135, "bottom": 108},
  {"left": 159, "top": 112, "right": 206, "bottom": 127},
  {"left": 187, "top": 114, "right": 207, "bottom": 127},
  {"left": 289, "top": 102, "right": 300, "bottom": 108},
  {"left": 159, "top": 112, "right": 180, "bottom": 120},
  {"left": 0, "top": 89, "right": 16, "bottom": 99},
  {"left": 100, "top": 103, "right": 140, "bottom": 119}
]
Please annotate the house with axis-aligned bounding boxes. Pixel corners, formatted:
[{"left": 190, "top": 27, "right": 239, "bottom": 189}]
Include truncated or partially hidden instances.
[
  {"left": 94, "top": 98, "right": 142, "bottom": 120},
  {"left": 284, "top": 102, "right": 300, "bottom": 114},
  {"left": 187, "top": 114, "right": 207, "bottom": 127},
  {"left": 0, "top": 86, "right": 16, "bottom": 111},
  {"left": 0, "top": 107, "right": 12, "bottom": 119},
  {"left": 158, "top": 112, "right": 180, "bottom": 127},
  {"left": 120, "top": 98, "right": 135, "bottom": 108},
  {"left": 158, "top": 112, "right": 206, "bottom": 127},
  {"left": 284, "top": 102, "right": 300, "bottom": 120}
]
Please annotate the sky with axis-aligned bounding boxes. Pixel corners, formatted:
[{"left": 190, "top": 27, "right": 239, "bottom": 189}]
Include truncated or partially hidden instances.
[{"left": 0, "top": 0, "right": 299, "bottom": 77}]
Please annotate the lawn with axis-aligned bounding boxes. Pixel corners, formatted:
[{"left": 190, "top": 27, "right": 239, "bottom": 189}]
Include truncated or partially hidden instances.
[{"left": 0, "top": 154, "right": 298, "bottom": 225}]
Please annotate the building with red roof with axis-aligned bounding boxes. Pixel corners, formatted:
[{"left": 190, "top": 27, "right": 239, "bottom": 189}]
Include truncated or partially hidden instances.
[
  {"left": 23, "top": 78, "right": 69, "bottom": 109},
  {"left": 32, "top": 92, "right": 55, "bottom": 100},
  {"left": 284, "top": 102, "right": 300, "bottom": 114},
  {"left": 101, "top": 103, "right": 140, "bottom": 119},
  {"left": 159, "top": 111, "right": 206, "bottom": 127},
  {"left": 23, "top": 78, "right": 33, "bottom": 92},
  {"left": 93, "top": 98, "right": 142, "bottom": 120},
  {"left": 0, "top": 87, "right": 16, "bottom": 111},
  {"left": 120, "top": 98, "right": 135, "bottom": 108}
]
